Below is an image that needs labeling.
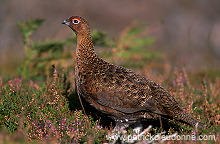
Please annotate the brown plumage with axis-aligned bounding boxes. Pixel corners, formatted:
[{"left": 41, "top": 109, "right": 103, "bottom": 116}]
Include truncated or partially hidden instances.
[{"left": 62, "top": 16, "right": 204, "bottom": 129}]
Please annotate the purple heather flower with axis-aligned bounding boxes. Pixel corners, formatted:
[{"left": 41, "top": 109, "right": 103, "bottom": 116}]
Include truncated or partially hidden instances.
[{"left": 97, "top": 125, "right": 102, "bottom": 129}]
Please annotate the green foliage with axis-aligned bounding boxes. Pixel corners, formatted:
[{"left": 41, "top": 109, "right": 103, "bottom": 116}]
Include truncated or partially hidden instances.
[
  {"left": 17, "top": 19, "right": 73, "bottom": 80},
  {"left": 112, "top": 24, "right": 164, "bottom": 68},
  {"left": 18, "top": 19, "right": 44, "bottom": 45},
  {"left": 92, "top": 29, "right": 113, "bottom": 47}
]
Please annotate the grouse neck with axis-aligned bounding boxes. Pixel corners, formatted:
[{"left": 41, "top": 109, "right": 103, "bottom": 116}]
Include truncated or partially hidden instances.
[{"left": 75, "top": 32, "right": 98, "bottom": 62}]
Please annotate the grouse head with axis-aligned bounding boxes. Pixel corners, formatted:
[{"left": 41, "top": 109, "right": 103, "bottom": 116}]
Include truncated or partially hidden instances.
[{"left": 62, "top": 16, "right": 90, "bottom": 35}]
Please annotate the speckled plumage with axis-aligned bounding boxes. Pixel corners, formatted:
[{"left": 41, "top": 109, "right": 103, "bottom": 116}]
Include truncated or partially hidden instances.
[{"left": 62, "top": 16, "right": 204, "bottom": 129}]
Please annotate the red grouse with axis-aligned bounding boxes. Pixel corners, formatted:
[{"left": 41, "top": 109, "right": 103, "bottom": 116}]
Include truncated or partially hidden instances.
[{"left": 62, "top": 16, "right": 204, "bottom": 129}]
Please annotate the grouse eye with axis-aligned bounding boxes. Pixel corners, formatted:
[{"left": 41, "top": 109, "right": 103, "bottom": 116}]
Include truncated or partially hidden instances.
[{"left": 72, "top": 19, "right": 80, "bottom": 24}]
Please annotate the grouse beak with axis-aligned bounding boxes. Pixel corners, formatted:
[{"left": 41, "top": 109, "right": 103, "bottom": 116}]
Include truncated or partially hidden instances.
[{"left": 62, "top": 20, "right": 70, "bottom": 26}]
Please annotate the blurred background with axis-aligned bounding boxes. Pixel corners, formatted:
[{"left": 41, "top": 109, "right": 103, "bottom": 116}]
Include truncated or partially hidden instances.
[{"left": 0, "top": 0, "right": 220, "bottom": 77}]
